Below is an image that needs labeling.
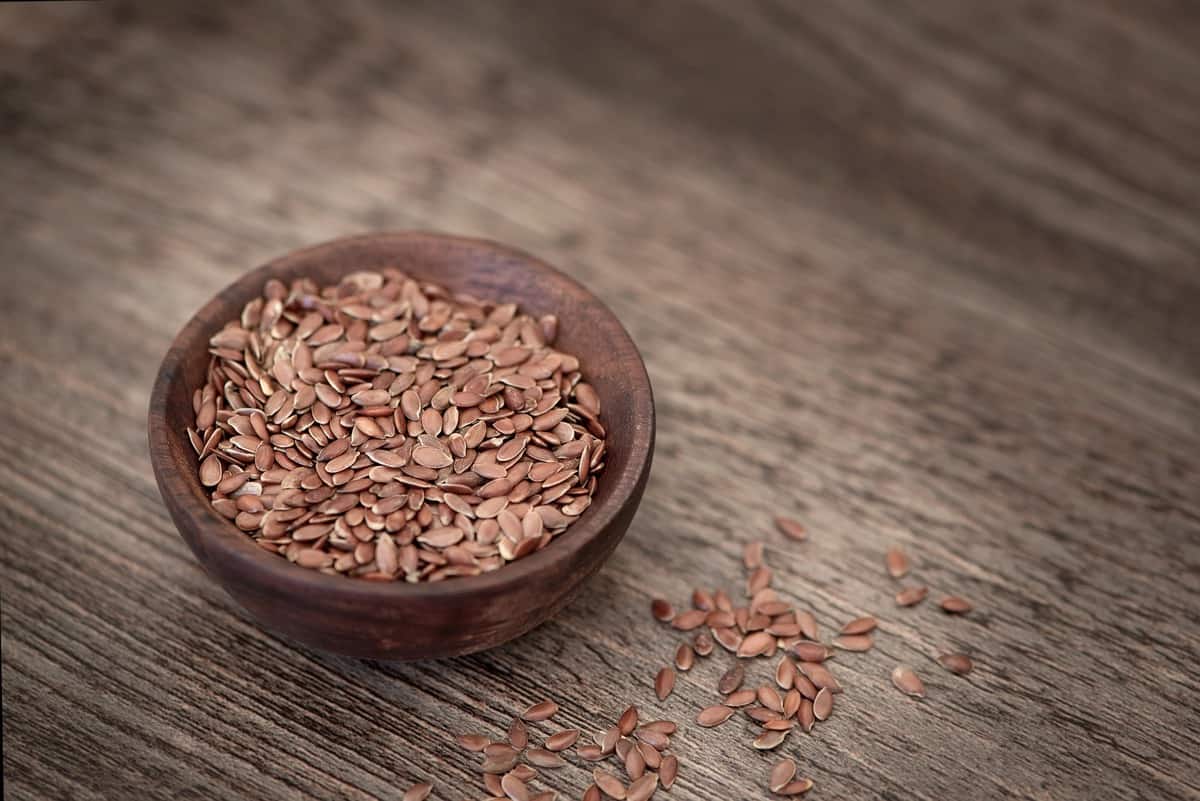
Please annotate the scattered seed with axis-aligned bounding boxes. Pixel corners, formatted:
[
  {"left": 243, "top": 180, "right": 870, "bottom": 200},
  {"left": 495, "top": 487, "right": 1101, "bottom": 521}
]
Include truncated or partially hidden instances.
[
  {"left": 634, "top": 729, "right": 669, "bottom": 751},
  {"left": 762, "top": 719, "right": 796, "bottom": 731},
  {"left": 522, "top": 701, "right": 559, "bottom": 722},
  {"left": 655, "top": 668, "right": 675, "bottom": 700},
  {"left": 578, "top": 744, "right": 605, "bottom": 761},
  {"left": 938, "top": 653, "right": 974, "bottom": 674},
  {"left": 775, "top": 657, "right": 797, "bottom": 690},
  {"left": 651, "top": 599, "right": 675, "bottom": 622},
  {"left": 839, "top": 616, "right": 877, "bottom": 635},
  {"left": 584, "top": 786, "right": 602, "bottom": 801},
  {"left": 792, "top": 642, "right": 831, "bottom": 663},
  {"left": 797, "top": 662, "right": 842, "bottom": 693},
  {"left": 697, "top": 705, "right": 735, "bottom": 727},
  {"left": 812, "top": 688, "right": 833, "bottom": 720},
  {"left": 625, "top": 745, "right": 646, "bottom": 780},
  {"left": 724, "top": 689, "right": 756, "bottom": 707},
  {"left": 600, "top": 726, "right": 621, "bottom": 755},
  {"left": 627, "top": 774, "right": 658, "bottom": 801},
  {"left": 640, "top": 720, "right": 677, "bottom": 735},
  {"left": 402, "top": 782, "right": 433, "bottom": 801},
  {"left": 717, "top": 664, "right": 744, "bottom": 694},
  {"left": 674, "top": 643, "right": 695, "bottom": 671},
  {"left": 798, "top": 699, "right": 815, "bottom": 732},
  {"left": 457, "top": 733, "right": 489, "bottom": 751},
  {"left": 757, "top": 685, "right": 784, "bottom": 714},
  {"left": 508, "top": 718, "right": 528, "bottom": 749},
  {"left": 833, "top": 634, "right": 874, "bottom": 652},
  {"left": 885, "top": 547, "right": 910, "bottom": 578},
  {"left": 481, "top": 753, "right": 519, "bottom": 774},
  {"left": 777, "top": 778, "right": 814, "bottom": 795},
  {"left": 891, "top": 665, "right": 926, "bottom": 698},
  {"left": 769, "top": 759, "right": 796, "bottom": 792},
  {"left": 895, "top": 586, "right": 929, "bottom": 607},
  {"left": 618, "top": 706, "right": 639, "bottom": 736},
  {"left": 501, "top": 771, "right": 530, "bottom": 801},
  {"left": 660, "top": 755, "right": 678, "bottom": 790},
  {"left": 775, "top": 517, "right": 806, "bottom": 541},
  {"left": 692, "top": 588, "right": 714, "bottom": 611},
  {"left": 671, "top": 609, "right": 708, "bottom": 631},
  {"left": 782, "top": 689, "right": 801, "bottom": 718},
  {"left": 544, "top": 730, "right": 580, "bottom": 751},
  {"left": 753, "top": 729, "right": 788, "bottom": 750},
  {"left": 941, "top": 596, "right": 972, "bottom": 614},
  {"left": 692, "top": 632, "right": 714, "bottom": 656},
  {"left": 526, "top": 749, "right": 567, "bottom": 768},
  {"left": 593, "top": 769, "right": 627, "bottom": 799},
  {"left": 737, "top": 631, "right": 775, "bottom": 658},
  {"left": 743, "top": 541, "right": 765, "bottom": 568},
  {"left": 795, "top": 611, "right": 819, "bottom": 641}
]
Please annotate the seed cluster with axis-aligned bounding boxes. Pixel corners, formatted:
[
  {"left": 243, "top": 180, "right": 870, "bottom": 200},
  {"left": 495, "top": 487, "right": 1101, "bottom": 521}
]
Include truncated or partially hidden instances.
[
  {"left": 189, "top": 270, "right": 606, "bottom": 581},
  {"left": 456, "top": 700, "right": 680, "bottom": 801}
]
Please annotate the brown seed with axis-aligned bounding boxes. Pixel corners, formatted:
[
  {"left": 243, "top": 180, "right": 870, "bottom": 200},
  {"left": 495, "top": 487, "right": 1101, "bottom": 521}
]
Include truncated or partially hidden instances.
[
  {"left": 522, "top": 700, "right": 559, "bottom": 722},
  {"left": 797, "top": 662, "right": 841, "bottom": 693},
  {"left": 696, "top": 705, "right": 735, "bottom": 727},
  {"left": 797, "top": 699, "right": 815, "bottom": 732},
  {"left": 583, "top": 786, "right": 602, "bottom": 801},
  {"left": 456, "top": 733, "right": 490, "bottom": 751},
  {"left": 402, "top": 782, "right": 433, "bottom": 801},
  {"left": 511, "top": 765, "right": 538, "bottom": 784},
  {"left": 634, "top": 729, "right": 669, "bottom": 750},
  {"left": 593, "top": 769, "right": 626, "bottom": 799},
  {"left": 941, "top": 595, "right": 972, "bottom": 614},
  {"left": 577, "top": 745, "right": 605, "bottom": 761},
  {"left": 737, "top": 631, "right": 775, "bottom": 658},
  {"left": 615, "top": 738, "right": 633, "bottom": 761},
  {"left": 713, "top": 626, "right": 742, "bottom": 653},
  {"left": 812, "top": 688, "right": 833, "bottom": 720},
  {"left": 885, "top": 547, "right": 910, "bottom": 578},
  {"left": 753, "top": 729, "right": 788, "bottom": 750},
  {"left": 763, "top": 718, "right": 796, "bottom": 731},
  {"left": 839, "top": 616, "right": 877, "bottom": 635},
  {"left": 654, "top": 668, "right": 675, "bottom": 701},
  {"left": 938, "top": 653, "right": 974, "bottom": 675},
  {"left": 618, "top": 705, "right": 639, "bottom": 735},
  {"left": 526, "top": 749, "right": 567, "bottom": 768},
  {"left": 670, "top": 609, "right": 708, "bottom": 631},
  {"left": 544, "top": 729, "right": 580, "bottom": 751},
  {"left": 199, "top": 455, "right": 222, "bottom": 487},
  {"left": 651, "top": 599, "right": 675, "bottom": 622},
  {"left": 691, "top": 588, "right": 714, "bottom": 611},
  {"left": 717, "top": 664, "right": 744, "bottom": 694},
  {"left": 693, "top": 631, "right": 714, "bottom": 656},
  {"left": 508, "top": 718, "right": 528, "bottom": 749},
  {"left": 896, "top": 586, "right": 929, "bottom": 607},
  {"left": 640, "top": 720, "right": 677, "bottom": 735},
  {"left": 725, "top": 689, "right": 756, "bottom": 707},
  {"left": 775, "top": 517, "right": 806, "bottom": 541},
  {"left": 600, "top": 726, "right": 620, "bottom": 754},
  {"left": 892, "top": 665, "right": 926, "bottom": 698},
  {"left": 501, "top": 771, "right": 530, "bottom": 801},
  {"left": 757, "top": 685, "right": 784, "bottom": 714},
  {"left": 792, "top": 642, "right": 831, "bottom": 663},
  {"left": 637, "top": 741, "right": 661, "bottom": 770},
  {"left": 769, "top": 759, "right": 796, "bottom": 793},
  {"left": 793, "top": 672, "right": 817, "bottom": 700},
  {"left": 659, "top": 755, "right": 678, "bottom": 789},
  {"left": 743, "top": 540, "right": 764, "bottom": 569},
  {"left": 833, "top": 634, "right": 874, "bottom": 652},
  {"left": 783, "top": 688, "right": 802, "bottom": 718},
  {"left": 777, "top": 778, "right": 814, "bottom": 795},
  {"left": 795, "top": 611, "right": 819, "bottom": 641},
  {"left": 627, "top": 774, "right": 658, "bottom": 801},
  {"left": 625, "top": 745, "right": 645, "bottom": 780},
  {"left": 775, "top": 657, "right": 797, "bottom": 690},
  {"left": 674, "top": 643, "right": 695, "bottom": 671},
  {"left": 482, "top": 753, "right": 520, "bottom": 774},
  {"left": 745, "top": 706, "right": 780, "bottom": 724}
]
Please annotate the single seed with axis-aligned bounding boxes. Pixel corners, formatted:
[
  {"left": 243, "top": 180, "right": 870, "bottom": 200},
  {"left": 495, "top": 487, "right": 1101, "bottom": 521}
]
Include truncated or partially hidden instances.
[
  {"left": 892, "top": 665, "right": 926, "bottom": 698},
  {"left": 833, "top": 634, "right": 874, "bottom": 652},
  {"left": 618, "top": 705, "right": 639, "bottom": 735},
  {"left": 743, "top": 540, "right": 764, "bottom": 568},
  {"left": 798, "top": 699, "right": 815, "bottom": 732},
  {"left": 941, "top": 595, "right": 972, "bottom": 614},
  {"left": 526, "top": 749, "right": 567, "bottom": 768},
  {"left": 775, "top": 517, "right": 806, "bottom": 541},
  {"left": 615, "top": 739, "right": 633, "bottom": 761},
  {"left": 797, "top": 662, "right": 842, "bottom": 693},
  {"left": 769, "top": 759, "right": 796, "bottom": 793},
  {"left": 671, "top": 609, "right": 708, "bottom": 630},
  {"left": 775, "top": 657, "right": 797, "bottom": 690},
  {"left": 583, "top": 786, "right": 601, "bottom": 801},
  {"left": 637, "top": 741, "right": 660, "bottom": 770},
  {"left": 654, "top": 668, "right": 675, "bottom": 700},
  {"left": 578, "top": 744, "right": 605, "bottom": 761},
  {"left": 777, "top": 778, "right": 814, "bottom": 796},
  {"left": 508, "top": 718, "right": 528, "bottom": 749},
  {"left": 757, "top": 685, "right": 784, "bottom": 714},
  {"left": 885, "top": 547, "right": 910, "bottom": 578},
  {"left": 593, "top": 769, "right": 626, "bottom": 800},
  {"left": 840, "top": 616, "right": 877, "bottom": 635},
  {"left": 625, "top": 745, "right": 645, "bottom": 780},
  {"left": 456, "top": 733, "right": 489, "bottom": 751},
  {"left": 544, "top": 729, "right": 580, "bottom": 751},
  {"left": 651, "top": 599, "right": 674, "bottom": 622},
  {"left": 812, "top": 688, "right": 833, "bottom": 720},
  {"left": 763, "top": 718, "right": 796, "bottom": 730},
  {"left": 696, "top": 705, "right": 735, "bottom": 727},
  {"left": 795, "top": 611, "right": 819, "bottom": 641},
  {"left": 753, "top": 729, "right": 788, "bottom": 750},
  {"left": 634, "top": 729, "right": 669, "bottom": 750},
  {"left": 510, "top": 765, "right": 537, "bottom": 782},
  {"left": 895, "top": 586, "right": 929, "bottom": 607},
  {"left": 692, "top": 588, "right": 714, "bottom": 610},
  {"left": 693, "top": 631, "right": 714, "bottom": 656},
  {"left": 717, "top": 664, "right": 744, "bottom": 694},
  {"left": 627, "top": 774, "right": 658, "bottom": 801},
  {"left": 725, "top": 689, "right": 756, "bottom": 707},
  {"left": 938, "top": 653, "right": 974, "bottom": 675},
  {"left": 783, "top": 689, "right": 801, "bottom": 718},
  {"left": 674, "top": 643, "right": 695, "bottom": 671},
  {"left": 640, "top": 721, "right": 677, "bottom": 735},
  {"left": 600, "top": 726, "right": 620, "bottom": 754},
  {"left": 481, "top": 753, "right": 520, "bottom": 774},
  {"left": 501, "top": 771, "right": 530, "bottom": 801},
  {"left": 792, "top": 642, "right": 831, "bottom": 663},
  {"left": 737, "top": 631, "right": 775, "bottom": 658},
  {"left": 522, "top": 701, "right": 559, "bottom": 722},
  {"left": 660, "top": 755, "right": 678, "bottom": 789}
]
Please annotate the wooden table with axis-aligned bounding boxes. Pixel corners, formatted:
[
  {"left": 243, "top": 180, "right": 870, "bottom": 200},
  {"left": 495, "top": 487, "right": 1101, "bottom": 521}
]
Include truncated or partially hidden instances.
[{"left": 3, "top": 2, "right": 1198, "bottom": 799}]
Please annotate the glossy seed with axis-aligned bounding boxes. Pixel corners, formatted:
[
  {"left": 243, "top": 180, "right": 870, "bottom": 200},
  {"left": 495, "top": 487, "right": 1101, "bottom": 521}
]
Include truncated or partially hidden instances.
[
  {"left": 717, "top": 664, "right": 745, "bottom": 694},
  {"left": 655, "top": 668, "right": 675, "bottom": 700},
  {"left": 885, "top": 547, "right": 910, "bottom": 578},
  {"left": 839, "top": 616, "right": 877, "bottom": 635},
  {"left": 660, "top": 755, "right": 678, "bottom": 789},
  {"left": 544, "top": 729, "right": 580, "bottom": 751},
  {"left": 769, "top": 759, "right": 796, "bottom": 792},
  {"left": 618, "top": 705, "right": 639, "bottom": 736},
  {"left": 753, "top": 729, "right": 788, "bottom": 750},
  {"left": 812, "top": 688, "right": 833, "bottom": 720},
  {"left": 693, "top": 631, "right": 714, "bottom": 656},
  {"left": 757, "top": 685, "right": 784, "bottom": 713},
  {"left": 508, "top": 718, "right": 528, "bottom": 749},
  {"left": 798, "top": 699, "right": 815, "bottom": 732},
  {"left": 640, "top": 720, "right": 677, "bottom": 735},
  {"left": 402, "top": 783, "right": 433, "bottom": 801},
  {"left": 697, "top": 705, "right": 735, "bottom": 727},
  {"left": 627, "top": 774, "right": 658, "bottom": 801},
  {"left": 593, "top": 769, "right": 626, "bottom": 799},
  {"left": 777, "top": 778, "right": 814, "bottom": 795},
  {"left": 671, "top": 609, "right": 708, "bottom": 630},
  {"left": 833, "top": 634, "right": 874, "bottom": 652},
  {"left": 941, "top": 595, "right": 972, "bottom": 614},
  {"left": 797, "top": 662, "right": 842, "bottom": 693},
  {"left": 651, "top": 599, "right": 675, "bottom": 622},
  {"left": 674, "top": 643, "right": 695, "bottom": 671},
  {"left": 584, "top": 786, "right": 602, "bottom": 801},
  {"left": 501, "top": 771, "right": 530, "bottom": 801},
  {"left": 526, "top": 749, "right": 567, "bottom": 768},
  {"left": 456, "top": 733, "right": 489, "bottom": 751},
  {"left": 895, "top": 586, "right": 929, "bottom": 607},
  {"left": 775, "top": 517, "right": 806, "bottom": 541},
  {"left": 725, "top": 689, "right": 757, "bottom": 707},
  {"left": 938, "top": 653, "right": 974, "bottom": 674},
  {"left": 522, "top": 701, "right": 559, "bottom": 722},
  {"left": 625, "top": 746, "right": 645, "bottom": 780},
  {"left": 792, "top": 642, "right": 831, "bottom": 663},
  {"left": 892, "top": 665, "right": 926, "bottom": 698},
  {"left": 775, "top": 657, "right": 797, "bottom": 690}
]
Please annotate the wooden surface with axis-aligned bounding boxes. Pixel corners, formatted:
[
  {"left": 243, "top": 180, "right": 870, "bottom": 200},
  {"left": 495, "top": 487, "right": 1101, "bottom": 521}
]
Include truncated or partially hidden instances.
[{"left": 2, "top": 2, "right": 1198, "bottom": 800}]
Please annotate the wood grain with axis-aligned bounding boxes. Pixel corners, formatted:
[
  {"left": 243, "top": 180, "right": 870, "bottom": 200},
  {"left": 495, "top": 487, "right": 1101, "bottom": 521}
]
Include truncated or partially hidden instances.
[{"left": 2, "top": 2, "right": 1198, "bottom": 800}]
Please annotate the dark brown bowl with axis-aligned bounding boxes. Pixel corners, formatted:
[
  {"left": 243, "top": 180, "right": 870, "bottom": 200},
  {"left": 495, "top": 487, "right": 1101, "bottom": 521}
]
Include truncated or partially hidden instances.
[{"left": 148, "top": 232, "right": 654, "bottom": 660}]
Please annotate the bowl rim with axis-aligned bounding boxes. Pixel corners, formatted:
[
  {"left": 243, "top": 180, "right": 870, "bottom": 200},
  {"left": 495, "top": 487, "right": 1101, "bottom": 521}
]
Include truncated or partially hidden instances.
[{"left": 148, "top": 231, "right": 655, "bottom": 603}]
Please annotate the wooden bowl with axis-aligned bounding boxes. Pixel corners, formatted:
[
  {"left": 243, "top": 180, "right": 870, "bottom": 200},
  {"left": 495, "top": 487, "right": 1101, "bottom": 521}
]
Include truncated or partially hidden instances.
[{"left": 148, "top": 232, "right": 655, "bottom": 660}]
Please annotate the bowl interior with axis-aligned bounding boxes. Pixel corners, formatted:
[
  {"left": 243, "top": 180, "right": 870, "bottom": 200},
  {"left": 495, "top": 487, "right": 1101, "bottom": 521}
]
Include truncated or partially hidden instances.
[{"left": 151, "top": 232, "right": 654, "bottom": 602}]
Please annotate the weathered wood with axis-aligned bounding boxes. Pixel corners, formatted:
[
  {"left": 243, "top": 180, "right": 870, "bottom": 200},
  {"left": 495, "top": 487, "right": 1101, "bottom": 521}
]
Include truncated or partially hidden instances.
[{"left": 1, "top": 1, "right": 1198, "bottom": 800}]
